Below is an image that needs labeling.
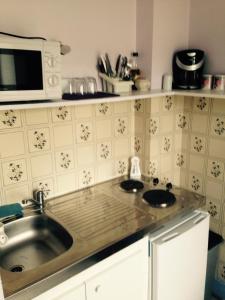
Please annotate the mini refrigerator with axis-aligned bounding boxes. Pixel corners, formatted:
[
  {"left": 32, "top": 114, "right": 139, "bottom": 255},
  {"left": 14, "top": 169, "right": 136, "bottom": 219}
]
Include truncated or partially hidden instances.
[{"left": 149, "top": 211, "right": 209, "bottom": 300}]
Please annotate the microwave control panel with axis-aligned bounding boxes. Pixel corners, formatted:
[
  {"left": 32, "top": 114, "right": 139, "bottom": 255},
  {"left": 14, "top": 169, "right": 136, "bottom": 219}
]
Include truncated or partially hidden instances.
[{"left": 44, "top": 41, "right": 62, "bottom": 98}]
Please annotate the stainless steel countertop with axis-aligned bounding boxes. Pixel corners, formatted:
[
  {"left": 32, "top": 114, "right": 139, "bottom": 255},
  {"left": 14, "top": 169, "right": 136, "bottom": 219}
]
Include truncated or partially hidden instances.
[{"left": 2, "top": 176, "right": 205, "bottom": 299}]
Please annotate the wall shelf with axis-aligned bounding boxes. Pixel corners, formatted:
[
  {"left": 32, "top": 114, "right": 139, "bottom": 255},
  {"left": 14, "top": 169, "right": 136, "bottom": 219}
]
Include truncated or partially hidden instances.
[{"left": 0, "top": 89, "right": 224, "bottom": 111}]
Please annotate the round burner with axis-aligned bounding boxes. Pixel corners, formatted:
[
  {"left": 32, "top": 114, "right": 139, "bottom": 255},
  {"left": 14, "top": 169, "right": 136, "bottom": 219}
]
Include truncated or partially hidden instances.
[
  {"left": 143, "top": 189, "right": 176, "bottom": 208},
  {"left": 120, "top": 180, "right": 144, "bottom": 193}
]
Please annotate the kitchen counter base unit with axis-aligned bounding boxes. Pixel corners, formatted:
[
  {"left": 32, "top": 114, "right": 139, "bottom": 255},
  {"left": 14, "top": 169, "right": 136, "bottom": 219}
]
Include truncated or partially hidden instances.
[{"left": 3, "top": 176, "right": 206, "bottom": 299}]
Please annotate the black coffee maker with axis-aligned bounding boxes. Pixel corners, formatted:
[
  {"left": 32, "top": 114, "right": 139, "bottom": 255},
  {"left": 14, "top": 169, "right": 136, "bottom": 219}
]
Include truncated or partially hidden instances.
[{"left": 172, "top": 49, "right": 205, "bottom": 89}]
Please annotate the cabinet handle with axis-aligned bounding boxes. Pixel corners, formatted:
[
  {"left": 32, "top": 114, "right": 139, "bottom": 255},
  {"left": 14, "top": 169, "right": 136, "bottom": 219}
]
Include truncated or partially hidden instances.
[
  {"left": 162, "top": 232, "right": 179, "bottom": 242},
  {"left": 95, "top": 285, "right": 101, "bottom": 293}
]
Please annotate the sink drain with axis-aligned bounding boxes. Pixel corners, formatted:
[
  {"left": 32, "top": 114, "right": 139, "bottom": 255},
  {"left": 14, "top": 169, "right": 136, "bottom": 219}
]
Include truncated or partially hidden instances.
[{"left": 10, "top": 265, "right": 24, "bottom": 273}]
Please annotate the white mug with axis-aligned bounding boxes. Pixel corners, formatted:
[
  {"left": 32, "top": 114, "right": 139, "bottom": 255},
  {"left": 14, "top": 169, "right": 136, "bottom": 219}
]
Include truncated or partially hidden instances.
[
  {"left": 162, "top": 74, "right": 173, "bottom": 91},
  {"left": 201, "top": 74, "right": 212, "bottom": 90},
  {"left": 213, "top": 75, "right": 225, "bottom": 91}
]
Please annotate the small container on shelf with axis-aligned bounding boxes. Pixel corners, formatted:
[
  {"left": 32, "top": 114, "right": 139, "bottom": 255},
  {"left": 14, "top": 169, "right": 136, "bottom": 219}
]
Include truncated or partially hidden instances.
[
  {"left": 99, "top": 73, "right": 133, "bottom": 94},
  {"left": 201, "top": 74, "right": 212, "bottom": 90},
  {"left": 134, "top": 79, "right": 151, "bottom": 91}
]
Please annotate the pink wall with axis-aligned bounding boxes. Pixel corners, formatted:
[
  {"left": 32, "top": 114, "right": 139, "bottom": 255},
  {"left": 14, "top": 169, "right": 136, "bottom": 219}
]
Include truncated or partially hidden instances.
[
  {"left": 151, "top": 0, "right": 190, "bottom": 88},
  {"left": 189, "top": 0, "right": 225, "bottom": 73},
  {"left": 0, "top": 0, "right": 136, "bottom": 80},
  {"left": 136, "top": 0, "right": 154, "bottom": 79}
]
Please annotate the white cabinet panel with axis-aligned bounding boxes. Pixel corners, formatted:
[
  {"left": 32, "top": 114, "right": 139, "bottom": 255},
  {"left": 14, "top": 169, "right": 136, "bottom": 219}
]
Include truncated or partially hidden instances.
[
  {"left": 33, "top": 282, "right": 85, "bottom": 300},
  {"left": 86, "top": 237, "right": 148, "bottom": 300}
]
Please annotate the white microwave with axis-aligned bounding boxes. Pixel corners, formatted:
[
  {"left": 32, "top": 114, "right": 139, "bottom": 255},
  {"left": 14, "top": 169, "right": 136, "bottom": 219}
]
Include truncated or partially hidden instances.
[{"left": 0, "top": 36, "right": 61, "bottom": 101}]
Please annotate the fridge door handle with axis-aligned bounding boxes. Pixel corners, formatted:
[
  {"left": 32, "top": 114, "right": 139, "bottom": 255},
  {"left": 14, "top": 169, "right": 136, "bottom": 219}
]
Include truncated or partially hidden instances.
[
  {"left": 193, "top": 215, "right": 206, "bottom": 225},
  {"left": 161, "top": 232, "right": 179, "bottom": 243}
]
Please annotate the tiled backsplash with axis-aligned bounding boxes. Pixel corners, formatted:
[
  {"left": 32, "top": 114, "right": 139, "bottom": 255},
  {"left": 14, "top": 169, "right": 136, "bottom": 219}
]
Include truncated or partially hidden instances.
[
  {"left": 138, "top": 96, "right": 225, "bottom": 237},
  {"left": 136, "top": 95, "right": 225, "bottom": 283},
  {"left": 0, "top": 102, "right": 135, "bottom": 205},
  {"left": 0, "top": 96, "right": 225, "bottom": 281}
]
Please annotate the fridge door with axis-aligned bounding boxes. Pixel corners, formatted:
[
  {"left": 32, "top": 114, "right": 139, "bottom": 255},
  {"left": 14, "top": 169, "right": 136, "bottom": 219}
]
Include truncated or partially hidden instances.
[{"left": 152, "top": 212, "right": 209, "bottom": 300}]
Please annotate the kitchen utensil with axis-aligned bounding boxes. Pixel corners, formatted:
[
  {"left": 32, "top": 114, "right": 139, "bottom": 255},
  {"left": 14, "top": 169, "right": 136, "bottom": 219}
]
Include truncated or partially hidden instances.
[
  {"left": 105, "top": 53, "right": 114, "bottom": 77},
  {"left": 97, "top": 57, "right": 106, "bottom": 74},
  {"left": 115, "top": 54, "right": 122, "bottom": 77},
  {"left": 120, "top": 56, "right": 128, "bottom": 79},
  {"left": 100, "top": 55, "right": 107, "bottom": 74}
]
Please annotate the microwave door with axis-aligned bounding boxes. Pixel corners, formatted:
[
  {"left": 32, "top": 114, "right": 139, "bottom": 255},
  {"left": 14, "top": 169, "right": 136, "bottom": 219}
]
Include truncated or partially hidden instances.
[
  {"left": 0, "top": 49, "right": 43, "bottom": 92},
  {"left": 0, "top": 53, "right": 16, "bottom": 88}
]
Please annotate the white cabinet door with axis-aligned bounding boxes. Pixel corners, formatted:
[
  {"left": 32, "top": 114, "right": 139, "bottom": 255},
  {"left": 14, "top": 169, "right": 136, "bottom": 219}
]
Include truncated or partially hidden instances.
[
  {"left": 86, "top": 237, "right": 148, "bottom": 300},
  {"left": 33, "top": 282, "right": 85, "bottom": 300},
  {"left": 33, "top": 237, "right": 148, "bottom": 300}
]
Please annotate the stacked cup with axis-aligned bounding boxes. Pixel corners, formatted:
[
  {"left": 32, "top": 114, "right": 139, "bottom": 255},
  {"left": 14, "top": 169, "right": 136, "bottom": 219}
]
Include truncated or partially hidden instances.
[
  {"left": 202, "top": 74, "right": 225, "bottom": 92},
  {"left": 63, "top": 77, "right": 97, "bottom": 95}
]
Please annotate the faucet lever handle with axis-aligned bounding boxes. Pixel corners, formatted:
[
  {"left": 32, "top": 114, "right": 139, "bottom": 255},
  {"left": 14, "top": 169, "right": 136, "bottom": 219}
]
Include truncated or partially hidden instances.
[{"left": 35, "top": 190, "right": 45, "bottom": 203}]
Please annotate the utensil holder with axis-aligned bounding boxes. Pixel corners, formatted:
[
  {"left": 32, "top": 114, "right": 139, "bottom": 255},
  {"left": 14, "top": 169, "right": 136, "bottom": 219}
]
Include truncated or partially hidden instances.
[{"left": 99, "top": 73, "right": 133, "bottom": 93}]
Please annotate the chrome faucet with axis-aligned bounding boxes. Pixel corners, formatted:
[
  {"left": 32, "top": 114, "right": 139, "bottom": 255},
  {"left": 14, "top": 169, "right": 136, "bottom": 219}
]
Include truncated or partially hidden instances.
[
  {"left": 32, "top": 190, "right": 45, "bottom": 213},
  {"left": 22, "top": 190, "right": 45, "bottom": 213}
]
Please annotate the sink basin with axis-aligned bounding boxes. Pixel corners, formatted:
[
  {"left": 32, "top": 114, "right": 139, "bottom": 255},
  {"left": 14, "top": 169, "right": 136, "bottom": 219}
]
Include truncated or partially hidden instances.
[{"left": 0, "top": 214, "right": 73, "bottom": 273}]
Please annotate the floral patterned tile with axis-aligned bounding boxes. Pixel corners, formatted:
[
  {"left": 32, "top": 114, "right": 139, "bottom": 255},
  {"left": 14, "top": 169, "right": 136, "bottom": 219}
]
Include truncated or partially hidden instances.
[
  {"left": 0, "top": 110, "right": 21, "bottom": 129},
  {"left": 161, "top": 136, "right": 172, "bottom": 154},
  {"left": 132, "top": 100, "right": 144, "bottom": 113},
  {"left": 78, "top": 167, "right": 95, "bottom": 188},
  {"left": 175, "top": 152, "right": 186, "bottom": 168},
  {"left": 115, "top": 159, "right": 129, "bottom": 176},
  {"left": 145, "top": 159, "right": 158, "bottom": 177},
  {"left": 207, "top": 159, "right": 224, "bottom": 181},
  {"left": 2, "top": 159, "right": 27, "bottom": 186},
  {"left": 97, "top": 142, "right": 112, "bottom": 160},
  {"left": 160, "top": 175, "right": 170, "bottom": 186},
  {"left": 76, "top": 121, "right": 93, "bottom": 143},
  {"left": 206, "top": 198, "right": 221, "bottom": 220},
  {"left": 211, "top": 116, "right": 225, "bottom": 136},
  {"left": 163, "top": 96, "right": 174, "bottom": 111},
  {"left": 176, "top": 113, "right": 189, "bottom": 130},
  {"left": 95, "top": 103, "right": 112, "bottom": 117},
  {"left": 190, "top": 135, "right": 206, "bottom": 154},
  {"left": 115, "top": 117, "right": 128, "bottom": 136},
  {"left": 188, "top": 173, "right": 203, "bottom": 193},
  {"left": 32, "top": 178, "right": 54, "bottom": 199},
  {"left": 193, "top": 97, "right": 209, "bottom": 112},
  {"left": 133, "top": 136, "right": 143, "bottom": 154},
  {"left": 55, "top": 149, "right": 74, "bottom": 173},
  {"left": 28, "top": 128, "right": 50, "bottom": 152},
  {"left": 52, "top": 106, "right": 72, "bottom": 122},
  {"left": 146, "top": 117, "right": 160, "bottom": 136}
]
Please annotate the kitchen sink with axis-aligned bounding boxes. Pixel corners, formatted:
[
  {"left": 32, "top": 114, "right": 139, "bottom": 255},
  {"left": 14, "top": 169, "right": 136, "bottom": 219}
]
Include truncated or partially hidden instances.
[{"left": 0, "top": 214, "right": 73, "bottom": 273}]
